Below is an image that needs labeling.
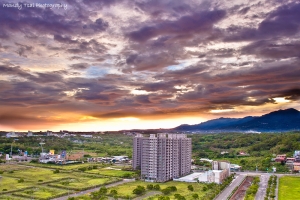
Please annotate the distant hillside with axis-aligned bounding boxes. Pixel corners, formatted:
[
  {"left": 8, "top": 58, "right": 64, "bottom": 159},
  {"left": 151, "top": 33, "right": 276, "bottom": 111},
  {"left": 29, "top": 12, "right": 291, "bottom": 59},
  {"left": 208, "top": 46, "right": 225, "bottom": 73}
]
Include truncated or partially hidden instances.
[{"left": 174, "top": 108, "right": 300, "bottom": 132}]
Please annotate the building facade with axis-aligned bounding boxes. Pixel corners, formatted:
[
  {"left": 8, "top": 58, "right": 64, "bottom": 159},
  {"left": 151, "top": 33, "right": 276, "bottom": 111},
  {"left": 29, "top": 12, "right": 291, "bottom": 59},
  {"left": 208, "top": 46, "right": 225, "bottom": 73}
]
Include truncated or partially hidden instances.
[
  {"left": 198, "top": 161, "right": 230, "bottom": 184},
  {"left": 133, "top": 133, "right": 192, "bottom": 182}
]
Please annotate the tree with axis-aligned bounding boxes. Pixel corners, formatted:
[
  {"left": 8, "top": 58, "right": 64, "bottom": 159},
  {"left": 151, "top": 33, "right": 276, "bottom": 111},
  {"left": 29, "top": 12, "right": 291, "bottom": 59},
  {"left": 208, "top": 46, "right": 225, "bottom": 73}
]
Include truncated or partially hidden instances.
[
  {"left": 169, "top": 186, "right": 177, "bottom": 192},
  {"left": 192, "top": 193, "right": 199, "bottom": 199},
  {"left": 133, "top": 185, "right": 146, "bottom": 195},
  {"left": 154, "top": 184, "right": 161, "bottom": 190},
  {"left": 147, "top": 184, "right": 154, "bottom": 190},
  {"left": 110, "top": 189, "right": 118, "bottom": 196},
  {"left": 158, "top": 196, "right": 170, "bottom": 200},
  {"left": 99, "top": 187, "right": 108, "bottom": 195},
  {"left": 188, "top": 185, "right": 194, "bottom": 191},
  {"left": 174, "top": 194, "right": 186, "bottom": 200},
  {"left": 161, "top": 188, "right": 172, "bottom": 195}
]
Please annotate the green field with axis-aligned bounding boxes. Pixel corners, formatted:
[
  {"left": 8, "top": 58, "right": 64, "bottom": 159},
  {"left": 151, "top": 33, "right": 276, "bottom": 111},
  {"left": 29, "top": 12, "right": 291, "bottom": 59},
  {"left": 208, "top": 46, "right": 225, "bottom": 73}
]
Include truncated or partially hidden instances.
[
  {"left": 0, "top": 195, "right": 29, "bottom": 200},
  {"left": 107, "top": 180, "right": 209, "bottom": 199},
  {"left": 0, "top": 176, "right": 34, "bottom": 192},
  {"left": 20, "top": 162, "right": 109, "bottom": 170},
  {"left": 0, "top": 164, "right": 29, "bottom": 172},
  {"left": 278, "top": 176, "right": 300, "bottom": 200},
  {"left": 0, "top": 163, "right": 121, "bottom": 199},
  {"left": 49, "top": 177, "right": 118, "bottom": 190},
  {"left": 14, "top": 186, "right": 69, "bottom": 200},
  {"left": 87, "top": 168, "right": 135, "bottom": 177},
  {"left": 3, "top": 167, "right": 68, "bottom": 182}
]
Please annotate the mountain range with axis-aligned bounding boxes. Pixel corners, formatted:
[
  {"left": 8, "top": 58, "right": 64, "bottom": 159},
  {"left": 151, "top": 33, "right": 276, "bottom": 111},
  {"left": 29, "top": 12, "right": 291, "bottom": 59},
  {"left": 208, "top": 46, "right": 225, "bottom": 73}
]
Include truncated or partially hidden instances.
[{"left": 174, "top": 108, "right": 300, "bottom": 132}]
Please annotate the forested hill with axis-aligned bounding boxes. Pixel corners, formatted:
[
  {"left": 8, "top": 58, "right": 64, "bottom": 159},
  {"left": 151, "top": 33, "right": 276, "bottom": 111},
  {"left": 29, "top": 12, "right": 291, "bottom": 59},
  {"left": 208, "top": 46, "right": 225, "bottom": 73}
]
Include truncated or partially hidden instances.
[{"left": 175, "top": 108, "right": 300, "bottom": 132}]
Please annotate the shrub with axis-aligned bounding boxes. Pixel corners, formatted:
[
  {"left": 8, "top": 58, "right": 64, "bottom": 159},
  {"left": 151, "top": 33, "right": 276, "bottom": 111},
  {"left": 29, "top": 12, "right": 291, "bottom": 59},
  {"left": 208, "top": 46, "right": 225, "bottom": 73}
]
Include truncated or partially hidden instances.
[
  {"left": 78, "top": 167, "right": 87, "bottom": 172},
  {"left": 174, "top": 194, "right": 186, "bottom": 200},
  {"left": 147, "top": 184, "right": 154, "bottom": 190},
  {"left": 133, "top": 185, "right": 146, "bottom": 195},
  {"left": 158, "top": 196, "right": 170, "bottom": 200},
  {"left": 122, "top": 173, "right": 132, "bottom": 178},
  {"left": 169, "top": 186, "right": 177, "bottom": 192},
  {"left": 192, "top": 193, "right": 199, "bottom": 199},
  {"left": 99, "top": 186, "right": 108, "bottom": 195},
  {"left": 161, "top": 188, "right": 172, "bottom": 195},
  {"left": 188, "top": 185, "right": 194, "bottom": 191},
  {"left": 38, "top": 180, "right": 43, "bottom": 182},
  {"left": 153, "top": 184, "right": 161, "bottom": 190},
  {"left": 3, "top": 189, "right": 7, "bottom": 191},
  {"left": 8, "top": 170, "right": 14, "bottom": 173},
  {"left": 18, "top": 178, "right": 25, "bottom": 183},
  {"left": 110, "top": 189, "right": 118, "bottom": 196},
  {"left": 53, "top": 169, "right": 60, "bottom": 174}
]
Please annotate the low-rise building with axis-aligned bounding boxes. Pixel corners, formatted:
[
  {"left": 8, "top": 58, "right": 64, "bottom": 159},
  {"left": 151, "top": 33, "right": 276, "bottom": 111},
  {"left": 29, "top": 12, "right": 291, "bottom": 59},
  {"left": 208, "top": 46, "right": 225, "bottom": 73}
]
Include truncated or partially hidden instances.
[
  {"left": 275, "top": 154, "right": 287, "bottom": 163},
  {"left": 6, "top": 132, "right": 19, "bottom": 138},
  {"left": 199, "top": 161, "right": 230, "bottom": 184}
]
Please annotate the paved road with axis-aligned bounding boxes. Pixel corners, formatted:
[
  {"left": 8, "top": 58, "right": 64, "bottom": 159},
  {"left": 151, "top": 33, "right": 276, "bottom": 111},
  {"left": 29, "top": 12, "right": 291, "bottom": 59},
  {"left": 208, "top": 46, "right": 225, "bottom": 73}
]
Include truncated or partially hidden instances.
[
  {"left": 255, "top": 174, "right": 270, "bottom": 200},
  {"left": 52, "top": 179, "right": 135, "bottom": 200},
  {"left": 215, "top": 174, "right": 246, "bottom": 200}
]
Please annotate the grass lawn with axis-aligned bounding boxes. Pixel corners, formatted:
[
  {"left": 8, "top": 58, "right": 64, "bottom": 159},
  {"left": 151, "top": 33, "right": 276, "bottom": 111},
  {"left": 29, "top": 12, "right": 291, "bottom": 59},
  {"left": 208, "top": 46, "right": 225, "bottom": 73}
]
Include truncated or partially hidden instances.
[
  {"left": 87, "top": 169, "right": 135, "bottom": 177},
  {"left": 108, "top": 180, "right": 209, "bottom": 199},
  {"left": 3, "top": 167, "right": 68, "bottom": 183},
  {"left": 14, "top": 186, "right": 69, "bottom": 200},
  {"left": 0, "top": 176, "right": 34, "bottom": 192},
  {"left": 0, "top": 195, "right": 29, "bottom": 200},
  {"left": 49, "top": 177, "right": 118, "bottom": 190},
  {"left": 0, "top": 164, "right": 29, "bottom": 172},
  {"left": 279, "top": 176, "right": 300, "bottom": 200},
  {"left": 20, "top": 162, "right": 108, "bottom": 170}
]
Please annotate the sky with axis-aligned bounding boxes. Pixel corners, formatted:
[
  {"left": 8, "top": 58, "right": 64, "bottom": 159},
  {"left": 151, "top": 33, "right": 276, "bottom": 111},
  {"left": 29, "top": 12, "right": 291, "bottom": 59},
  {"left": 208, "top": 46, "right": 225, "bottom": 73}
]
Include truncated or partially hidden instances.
[{"left": 0, "top": 0, "right": 300, "bottom": 131}]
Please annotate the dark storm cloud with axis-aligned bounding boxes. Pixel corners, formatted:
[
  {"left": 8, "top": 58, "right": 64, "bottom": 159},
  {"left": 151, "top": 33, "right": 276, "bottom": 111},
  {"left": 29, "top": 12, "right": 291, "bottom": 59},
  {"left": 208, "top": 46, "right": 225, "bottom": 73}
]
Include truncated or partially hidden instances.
[
  {"left": 70, "top": 63, "right": 90, "bottom": 70},
  {"left": 137, "top": 80, "right": 184, "bottom": 92},
  {"left": 0, "top": 65, "right": 65, "bottom": 83},
  {"left": 54, "top": 35, "right": 79, "bottom": 44},
  {"left": 128, "top": 9, "right": 226, "bottom": 42},
  {"left": 283, "top": 89, "right": 300, "bottom": 100},
  {"left": 135, "top": 0, "right": 193, "bottom": 18},
  {"left": 242, "top": 40, "right": 300, "bottom": 59},
  {"left": 0, "top": 80, "right": 66, "bottom": 106},
  {"left": 134, "top": 95, "right": 152, "bottom": 104},
  {"left": 0, "top": 3, "right": 82, "bottom": 37},
  {"left": 125, "top": 52, "right": 177, "bottom": 71},
  {"left": 225, "top": 2, "right": 300, "bottom": 42},
  {"left": 175, "top": 60, "right": 300, "bottom": 107},
  {"left": 82, "top": 0, "right": 118, "bottom": 7},
  {"left": 15, "top": 43, "right": 34, "bottom": 57},
  {"left": 0, "top": 2, "right": 109, "bottom": 39},
  {"left": 0, "top": 43, "right": 9, "bottom": 52},
  {"left": 66, "top": 39, "right": 107, "bottom": 55},
  {"left": 90, "top": 18, "right": 109, "bottom": 31}
]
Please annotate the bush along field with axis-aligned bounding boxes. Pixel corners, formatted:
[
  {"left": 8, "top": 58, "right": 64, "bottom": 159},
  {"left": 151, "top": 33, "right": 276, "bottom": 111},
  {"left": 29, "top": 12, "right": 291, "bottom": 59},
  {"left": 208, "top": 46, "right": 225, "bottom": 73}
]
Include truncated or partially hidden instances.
[
  {"left": 70, "top": 175, "right": 235, "bottom": 200},
  {"left": 265, "top": 175, "right": 277, "bottom": 200}
]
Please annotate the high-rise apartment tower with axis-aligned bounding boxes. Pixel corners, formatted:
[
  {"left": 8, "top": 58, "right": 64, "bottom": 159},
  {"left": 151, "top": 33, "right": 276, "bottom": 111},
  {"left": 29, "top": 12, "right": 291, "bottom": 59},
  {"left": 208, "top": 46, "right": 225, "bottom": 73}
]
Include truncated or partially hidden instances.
[{"left": 133, "top": 133, "right": 192, "bottom": 182}]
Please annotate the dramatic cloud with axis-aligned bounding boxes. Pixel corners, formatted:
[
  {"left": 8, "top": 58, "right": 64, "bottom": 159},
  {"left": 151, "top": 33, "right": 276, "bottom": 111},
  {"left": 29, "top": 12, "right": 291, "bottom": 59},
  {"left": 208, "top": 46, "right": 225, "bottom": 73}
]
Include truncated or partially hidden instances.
[{"left": 1, "top": 0, "right": 300, "bottom": 131}]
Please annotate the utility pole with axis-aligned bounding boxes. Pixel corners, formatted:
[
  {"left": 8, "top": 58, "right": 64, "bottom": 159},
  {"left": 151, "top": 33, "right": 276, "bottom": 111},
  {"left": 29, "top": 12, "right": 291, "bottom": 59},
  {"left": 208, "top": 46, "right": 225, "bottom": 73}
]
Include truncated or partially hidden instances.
[{"left": 10, "top": 140, "right": 15, "bottom": 158}]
